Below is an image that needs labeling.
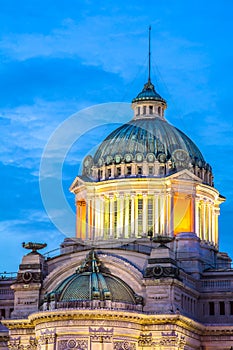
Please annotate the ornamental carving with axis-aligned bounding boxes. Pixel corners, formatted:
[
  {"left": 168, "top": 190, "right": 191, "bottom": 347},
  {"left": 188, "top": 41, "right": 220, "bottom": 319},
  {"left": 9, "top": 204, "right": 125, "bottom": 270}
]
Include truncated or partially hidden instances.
[
  {"left": 114, "top": 341, "right": 136, "bottom": 350},
  {"left": 26, "top": 337, "right": 37, "bottom": 350},
  {"left": 16, "top": 271, "right": 42, "bottom": 284},
  {"left": 138, "top": 332, "right": 152, "bottom": 347},
  {"left": 58, "top": 339, "right": 88, "bottom": 350},
  {"left": 89, "top": 327, "right": 113, "bottom": 342},
  {"left": 39, "top": 329, "right": 56, "bottom": 346},
  {"left": 8, "top": 337, "right": 24, "bottom": 350},
  {"left": 144, "top": 265, "right": 179, "bottom": 279},
  {"left": 160, "top": 331, "right": 185, "bottom": 349}
]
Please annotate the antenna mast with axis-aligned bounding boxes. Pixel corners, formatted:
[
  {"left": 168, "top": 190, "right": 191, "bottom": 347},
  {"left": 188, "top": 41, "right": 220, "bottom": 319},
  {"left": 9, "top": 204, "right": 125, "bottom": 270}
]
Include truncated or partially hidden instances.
[{"left": 148, "top": 25, "right": 151, "bottom": 83}]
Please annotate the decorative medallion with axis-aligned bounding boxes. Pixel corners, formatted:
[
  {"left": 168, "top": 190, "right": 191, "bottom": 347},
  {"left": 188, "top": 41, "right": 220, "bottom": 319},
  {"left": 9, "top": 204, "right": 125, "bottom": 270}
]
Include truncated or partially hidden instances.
[
  {"left": 147, "top": 153, "right": 155, "bottom": 163},
  {"left": 172, "top": 149, "right": 189, "bottom": 162},
  {"left": 115, "top": 154, "right": 122, "bottom": 164},
  {"left": 125, "top": 154, "right": 132, "bottom": 163},
  {"left": 98, "top": 158, "right": 104, "bottom": 167},
  {"left": 106, "top": 156, "right": 112, "bottom": 165},
  {"left": 157, "top": 153, "right": 166, "bottom": 163},
  {"left": 83, "top": 155, "right": 93, "bottom": 168},
  {"left": 22, "top": 271, "right": 32, "bottom": 283},
  {"left": 136, "top": 153, "right": 143, "bottom": 162},
  {"left": 153, "top": 265, "right": 163, "bottom": 277}
]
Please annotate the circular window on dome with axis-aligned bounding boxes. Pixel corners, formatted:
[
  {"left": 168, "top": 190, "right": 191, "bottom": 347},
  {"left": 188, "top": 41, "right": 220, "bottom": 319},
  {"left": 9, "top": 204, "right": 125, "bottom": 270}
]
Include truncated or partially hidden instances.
[
  {"left": 106, "top": 156, "right": 112, "bottom": 165},
  {"left": 98, "top": 158, "right": 104, "bottom": 167},
  {"left": 83, "top": 155, "right": 93, "bottom": 168},
  {"left": 115, "top": 154, "right": 122, "bottom": 164},
  {"left": 125, "top": 154, "right": 132, "bottom": 163},
  {"left": 172, "top": 149, "right": 189, "bottom": 163},
  {"left": 136, "top": 153, "right": 143, "bottom": 162},
  {"left": 147, "top": 153, "right": 155, "bottom": 163},
  {"left": 157, "top": 153, "right": 167, "bottom": 163}
]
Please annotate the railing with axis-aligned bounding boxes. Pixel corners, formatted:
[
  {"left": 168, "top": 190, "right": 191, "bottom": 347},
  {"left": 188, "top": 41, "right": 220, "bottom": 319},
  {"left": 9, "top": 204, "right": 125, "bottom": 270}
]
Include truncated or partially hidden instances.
[
  {"left": 43, "top": 242, "right": 153, "bottom": 260},
  {"left": 0, "top": 272, "right": 17, "bottom": 280},
  {"left": 203, "top": 263, "right": 233, "bottom": 271}
]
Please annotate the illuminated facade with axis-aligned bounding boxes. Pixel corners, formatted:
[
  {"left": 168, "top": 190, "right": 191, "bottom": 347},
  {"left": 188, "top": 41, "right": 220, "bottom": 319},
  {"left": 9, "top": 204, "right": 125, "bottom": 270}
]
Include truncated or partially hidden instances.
[
  {"left": 1, "top": 70, "right": 233, "bottom": 350},
  {"left": 71, "top": 79, "right": 222, "bottom": 247}
]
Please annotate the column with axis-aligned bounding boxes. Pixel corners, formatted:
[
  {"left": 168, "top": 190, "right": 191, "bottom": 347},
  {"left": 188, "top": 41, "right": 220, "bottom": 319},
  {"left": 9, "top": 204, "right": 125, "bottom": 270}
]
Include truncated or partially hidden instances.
[
  {"left": 207, "top": 202, "right": 212, "bottom": 243},
  {"left": 195, "top": 198, "right": 200, "bottom": 238},
  {"left": 100, "top": 196, "right": 104, "bottom": 239},
  {"left": 160, "top": 194, "right": 165, "bottom": 235},
  {"left": 134, "top": 196, "right": 138, "bottom": 237},
  {"left": 203, "top": 202, "right": 207, "bottom": 241},
  {"left": 191, "top": 194, "right": 195, "bottom": 233},
  {"left": 124, "top": 194, "right": 129, "bottom": 238},
  {"left": 130, "top": 194, "right": 135, "bottom": 237},
  {"left": 95, "top": 196, "right": 101, "bottom": 239},
  {"left": 154, "top": 194, "right": 159, "bottom": 234},
  {"left": 119, "top": 193, "right": 124, "bottom": 238},
  {"left": 214, "top": 208, "right": 219, "bottom": 247},
  {"left": 76, "top": 201, "right": 81, "bottom": 238},
  {"left": 166, "top": 192, "right": 172, "bottom": 235},
  {"left": 142, "top": 193, "right": 148, "bottom": 234},
  {"left": 104, "top": 196, "right": 109, "bottom": 239},
  {"left": 86, "top": 197, "right": 90, "bottom": 240},
  {"left": 109, "top": 195, "right": 114, "bottom": 238}
]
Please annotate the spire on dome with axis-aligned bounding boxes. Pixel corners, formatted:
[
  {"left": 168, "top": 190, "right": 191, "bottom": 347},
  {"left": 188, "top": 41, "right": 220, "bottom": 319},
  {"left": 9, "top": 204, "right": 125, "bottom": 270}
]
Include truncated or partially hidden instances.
[
  {"left": 132, "top": 26, "right": 166, "bottom": 106},
  {"left": 148, "top": 25, "right": 151, "bottom": 84}
]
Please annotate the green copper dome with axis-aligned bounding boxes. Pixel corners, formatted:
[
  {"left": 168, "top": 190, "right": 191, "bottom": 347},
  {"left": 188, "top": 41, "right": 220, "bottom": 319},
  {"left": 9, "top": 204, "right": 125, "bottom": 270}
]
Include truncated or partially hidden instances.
[
  {"left": 45, "top": 251, "right": 143, "bottom": 308},
  {"left": 132, "top": 80, "right": 166, "bottom": 104},
  {"left": 93, "top": 118, "right": 205, "bottom": 166}
]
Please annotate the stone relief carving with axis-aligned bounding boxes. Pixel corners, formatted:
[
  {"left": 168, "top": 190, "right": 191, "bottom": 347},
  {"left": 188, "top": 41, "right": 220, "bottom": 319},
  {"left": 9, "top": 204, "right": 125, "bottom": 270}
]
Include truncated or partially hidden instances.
[
  {"left": 114, "top": 341, "right": 136, "bottom": 350},
  {"left": 8, "top": 337, "right": 24, "bottom": 350},
  {"left": 89, "top": 327, "right": 113, "bottom": 342},
  {"left": 58, "top": 339, "right": 88, "bottom": 350},
  {"left": 138, "top": 332, "right": 152, "bottom": 347},
  {"left": 26, "top": 337, "right": 37, "bottom": 350},
  {"left": 38, "top": 329, "right": 56, "bottom": 346},
  {"left": 160, "top": 331, "right": 185, "bottom": 349}
]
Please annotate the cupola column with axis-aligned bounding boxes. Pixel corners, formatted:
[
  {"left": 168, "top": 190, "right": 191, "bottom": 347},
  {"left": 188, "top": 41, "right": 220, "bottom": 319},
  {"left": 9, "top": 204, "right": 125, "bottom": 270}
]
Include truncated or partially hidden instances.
[
  {"left": 130, "top": 194, "right": 135, "bottom": 237},
  {"left": 95, "top": 196, "right": 101, "bottom": 238},
  {"left": 124, "top": 194, "right": 130, "bottom": 238},
  {"left": 142, "top": 193, "right": 148, "bottom": 235},
  {"left": 135, "top": 196, "right": 139, "bottom": 237},
  {"left": 100, "top": 195, "right": 104, "bottom": 239},
  {"left": 160, "top": 193, "right": 165, "bottom": 235},
  {"left": 154, "top": 194, "right": 159, "bottom": 234},
  {"left": 109, "top": 195, "right": 114, "bottom": 239}
]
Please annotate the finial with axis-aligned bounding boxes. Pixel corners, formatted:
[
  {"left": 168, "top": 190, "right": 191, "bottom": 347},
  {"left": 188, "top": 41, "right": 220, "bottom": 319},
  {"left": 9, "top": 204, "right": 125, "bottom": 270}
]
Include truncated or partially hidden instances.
[{"left": 148, "top": 25, "right": 151, "bottom": 83}]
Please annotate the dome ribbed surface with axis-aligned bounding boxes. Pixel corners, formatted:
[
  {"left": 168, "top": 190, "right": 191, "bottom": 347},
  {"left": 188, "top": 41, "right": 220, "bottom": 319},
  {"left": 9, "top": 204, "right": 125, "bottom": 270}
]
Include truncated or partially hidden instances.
[
  {"left": 93, "top": 118, "right": 205, "bottom": 165},
  {"left": 48, "top": 251, "right": 141, "bottom": 305},
  {"left": 59, "top": 272, "right": 136, "bottom": 303}
]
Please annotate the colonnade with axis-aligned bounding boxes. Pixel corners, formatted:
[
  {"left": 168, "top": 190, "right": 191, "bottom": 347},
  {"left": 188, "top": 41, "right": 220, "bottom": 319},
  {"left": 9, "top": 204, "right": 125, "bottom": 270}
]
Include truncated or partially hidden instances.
[
  {"left": 76, "top": 192, "right": 219, "bottom": 246},
  {"left": 76, "top": 192, "right": 171, "bottom": 241},
  {"left": 195, "top": 197, "right": 219, "bottom": 245}
]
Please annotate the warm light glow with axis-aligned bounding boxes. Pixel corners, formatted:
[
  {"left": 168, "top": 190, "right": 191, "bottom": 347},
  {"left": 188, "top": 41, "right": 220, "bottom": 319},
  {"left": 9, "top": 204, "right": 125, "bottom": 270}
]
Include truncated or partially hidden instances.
[{"left": 174, "top": 194, "right": 192, "bottom": 235}]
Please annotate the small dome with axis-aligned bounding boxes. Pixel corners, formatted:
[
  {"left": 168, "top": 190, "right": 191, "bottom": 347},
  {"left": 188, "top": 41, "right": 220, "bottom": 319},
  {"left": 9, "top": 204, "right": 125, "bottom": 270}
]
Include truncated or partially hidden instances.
[
  {"left": 132, "top": 80, "right": 166, "bottom": 104},
  {"left": 44, "top": 251, "right": 143, "bottom": 309}
]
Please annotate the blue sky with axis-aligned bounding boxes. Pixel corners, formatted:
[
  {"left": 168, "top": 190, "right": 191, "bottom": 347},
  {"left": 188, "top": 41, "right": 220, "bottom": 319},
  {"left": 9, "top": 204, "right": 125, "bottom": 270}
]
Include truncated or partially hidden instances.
[{"left": 1, "top": 1, "right": 233, "bottom": 271}]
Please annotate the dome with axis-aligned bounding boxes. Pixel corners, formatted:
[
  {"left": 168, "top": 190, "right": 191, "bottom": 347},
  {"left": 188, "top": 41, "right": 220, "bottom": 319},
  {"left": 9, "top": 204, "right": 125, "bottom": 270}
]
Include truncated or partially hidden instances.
[
  {"left": 44, "top": 251, "right": 143, "bottom": 310},
  {"left": 93, "top": 118, "right": 205, "bottom": 166},
  {"left": 81, "top": 79, "right": 213, "bottom": 186},
  {"left": 132, "top": 80, "right": 166, "bottom": 104}
]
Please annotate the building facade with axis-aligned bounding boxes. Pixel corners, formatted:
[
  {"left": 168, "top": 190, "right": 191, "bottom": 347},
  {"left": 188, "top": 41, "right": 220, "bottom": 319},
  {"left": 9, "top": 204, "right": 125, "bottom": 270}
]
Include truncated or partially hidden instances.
[{"left": 1, "top": 72, "right": 233, "bottom": 350}]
